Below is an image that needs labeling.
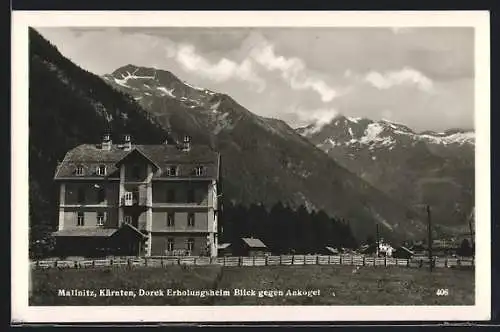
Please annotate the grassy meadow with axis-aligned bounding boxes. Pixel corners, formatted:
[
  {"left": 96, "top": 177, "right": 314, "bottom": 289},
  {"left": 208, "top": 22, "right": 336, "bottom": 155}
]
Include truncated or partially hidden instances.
[{"left": 30, "top": 265, "right": 474, "bottom": 306}]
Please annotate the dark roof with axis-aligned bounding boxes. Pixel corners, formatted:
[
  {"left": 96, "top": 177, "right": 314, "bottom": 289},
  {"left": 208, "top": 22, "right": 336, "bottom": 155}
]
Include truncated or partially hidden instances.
[
  {"left": 53, "top": 228, "right": 118, "bottom": 237},
  {"left": 217, "top": 243, "right": 231, "bottom": 249},
  {"left": 115, "top": 222, "right": 148, "bottom": 239},
  {"left": 242, "top": 237, "right": 267, "bottom": 248},
  {"left": 325, "top": 246, "right": 339, "bottom": 254},
  {"left": 397, "top": 246, "right": 415, "bottom": 255},
  {"left": 55, "top": 144, "right": 220, "bottom": 180}
]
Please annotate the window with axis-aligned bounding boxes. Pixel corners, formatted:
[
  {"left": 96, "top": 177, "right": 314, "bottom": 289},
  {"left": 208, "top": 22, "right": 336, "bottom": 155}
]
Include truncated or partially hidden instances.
[
  {"left": 188, "top": 213, "right": 195, "bottom": 227},
  {"left": 167, "top": 212, "right": 175, "bottom": 227},
  {"left": 97, "top": 212, "right": 105, "bottom": 226},
  {"left": 124, "top": 192, "right": 133, "bottom": 205},
  {"left": 167, "top": 238, "right": 174, "bottom": 252},
  {"left": 187, "top": 238, "right": 195, "bottom": 252},
  {"left": 167, "top": 189, "right": 175, "bottom": 203},
  {"left": 77, "top": 212, "right": 84, "bottom": 226},
  {"left": 187, "top": 189, "right": 195, "bottom": 203},
  {"left": 132, "top": 165, "right": 141, "bottom": 180},
  {"left": 194, "top": 166, "right": 204, "bottom": 176},
  {"left": 96, "top": 165, "right": 107, "bottom": 176},
  {"left": 166, "top": 166, "right": 177, "bottom": 176},
  {"left": 75, "top": 165, "right": 84, "bottom": 176},
  {"left": 97, "top": 187, "right": 106, "bottom": 203},
  {"left": 77, "top": 188, "right": 86, "bottom": 203},
  {"left": 124, "top": 215, "right": 132, "bottom": 224}
]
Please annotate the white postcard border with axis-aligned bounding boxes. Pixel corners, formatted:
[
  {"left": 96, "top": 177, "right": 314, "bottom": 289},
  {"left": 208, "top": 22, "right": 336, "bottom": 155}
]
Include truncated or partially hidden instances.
[{"left": 11, "top": 10, "right": 491, "bottom": 323}]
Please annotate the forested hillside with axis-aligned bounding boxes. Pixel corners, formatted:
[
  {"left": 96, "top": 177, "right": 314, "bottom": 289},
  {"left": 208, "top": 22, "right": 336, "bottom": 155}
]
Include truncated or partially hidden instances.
[{"left": 29, "top": 28, "right": 169, "bottom": 245}]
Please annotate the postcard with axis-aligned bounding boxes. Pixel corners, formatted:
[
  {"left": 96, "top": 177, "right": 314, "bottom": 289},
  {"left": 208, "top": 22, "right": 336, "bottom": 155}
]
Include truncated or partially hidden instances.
[{"left": 11, "top": 10, "right": 491, "bottom": 323}]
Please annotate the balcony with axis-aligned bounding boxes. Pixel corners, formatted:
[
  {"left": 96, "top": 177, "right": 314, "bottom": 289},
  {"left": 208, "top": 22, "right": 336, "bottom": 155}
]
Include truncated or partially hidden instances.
[{"left": 121, "top": 193, "right": 148, "bottom": 207}]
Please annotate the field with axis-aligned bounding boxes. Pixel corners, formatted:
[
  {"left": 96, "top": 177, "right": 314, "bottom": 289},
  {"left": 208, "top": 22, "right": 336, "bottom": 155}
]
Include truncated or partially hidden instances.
[{"left": 30, "top": 265, "right": 474, "bottom": 306}]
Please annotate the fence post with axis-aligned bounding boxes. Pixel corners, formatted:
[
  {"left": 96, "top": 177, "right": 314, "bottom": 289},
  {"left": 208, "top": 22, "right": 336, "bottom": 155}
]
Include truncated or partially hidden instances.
[
  {"left": 161, "top": 257, "right": 164, "bottom": 268},
  {"left": 292, "top": 255, "right": 295, "bottom": 265},
  {"left": 362, "top": 256, "right": 365, "bottom": 266},
  {"left": 253, "top": 255, "right": 256, "bottom": 266},
  {"left": 36, "top": 260, "right": 40, "bottom": 269},
  {"left": 406, "top": 258, "right": 409, "bottom": 267},
  {"left": 92, "top": 260, "right": 95, "bottom": 268},
  {"left": 384, "top": 256, "right": 387, "bottom": 267},
  {"left": 316, "top": 255, "right": 319, "bottom": 265},
  {"left": 419, "top": 259, "right": 423, "bottom": 268},
  {"left": 445, "top": 257, "right": 448, "bottom": 268},
  {"left": 280, "top": 255, "right": 282, "bottom": 265}
]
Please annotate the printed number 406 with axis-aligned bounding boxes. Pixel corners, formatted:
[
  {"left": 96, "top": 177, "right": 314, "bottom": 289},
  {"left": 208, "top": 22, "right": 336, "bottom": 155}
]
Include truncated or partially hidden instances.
[{"left": 436, "top": 289, "right": 449, "bottom": 296}]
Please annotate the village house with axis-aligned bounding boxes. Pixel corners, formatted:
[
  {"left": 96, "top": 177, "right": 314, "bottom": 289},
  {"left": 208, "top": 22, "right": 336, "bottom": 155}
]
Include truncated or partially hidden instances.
[{"left": 52, "top": 133, "right": 221, "bottom": 258}]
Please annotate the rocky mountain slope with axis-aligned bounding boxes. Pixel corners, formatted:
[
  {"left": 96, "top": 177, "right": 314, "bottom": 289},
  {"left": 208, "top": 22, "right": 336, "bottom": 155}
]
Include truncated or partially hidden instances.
[
  {"left": 102, "top": 65, "right": 427, "bottom": 241},
  {"left": 296, "top": 115, "right": 474, "bottom": 233}
]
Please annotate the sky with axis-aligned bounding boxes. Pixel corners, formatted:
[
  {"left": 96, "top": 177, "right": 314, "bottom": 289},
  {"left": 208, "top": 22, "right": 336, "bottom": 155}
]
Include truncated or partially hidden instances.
[{"left": 36, "top": 27, "right": 474, "bottom": 132}]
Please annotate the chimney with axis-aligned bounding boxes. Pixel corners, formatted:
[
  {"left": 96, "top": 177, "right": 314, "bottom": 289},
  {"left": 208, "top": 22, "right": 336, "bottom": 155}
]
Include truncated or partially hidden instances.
[
  {"left": 102, "top": 133, "right": 112, "bottom": 151},
  {"left": 123, "top": 134, "right": 132, "bottom": 151},
  {"left": 182, "top": 135, "right": 191, "bottom": 152}
]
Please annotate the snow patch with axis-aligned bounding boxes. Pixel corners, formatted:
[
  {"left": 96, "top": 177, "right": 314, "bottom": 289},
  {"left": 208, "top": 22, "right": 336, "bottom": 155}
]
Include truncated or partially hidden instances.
[
  {"left": 210, "top": 100, "right": 221, "bottom": 113},
  {"left": 114, "top": 77, "right": 131, "bottom": 88},
  {"left": 156, "top": 86, "right": 175, "bottom": 98},
  {"left": 327, "top": 139, "right": 337, "bottom": 147},
  {"left": 356, "top": 123, "right": 396, "bottom": 148},
  {"left": 348, "top": 127, "right": 354, "bottom": 137},
  {"left": 347, "top": 116, "right": 362, "bottom": 123},
  {"left": 420, "top": 131, "right": 474, "bottom": 145},
  {"left": 299, "top": 123, "right": 324, "bottom": 137},
  {"left": 183, "top": 81, "right": 205, "bottom": 91}
]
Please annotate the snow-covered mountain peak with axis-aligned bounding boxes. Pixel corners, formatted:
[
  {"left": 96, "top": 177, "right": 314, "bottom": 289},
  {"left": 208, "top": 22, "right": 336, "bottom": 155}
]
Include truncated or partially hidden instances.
[{"left": 299, "top": 115, "right": 474, "bottom": 150}]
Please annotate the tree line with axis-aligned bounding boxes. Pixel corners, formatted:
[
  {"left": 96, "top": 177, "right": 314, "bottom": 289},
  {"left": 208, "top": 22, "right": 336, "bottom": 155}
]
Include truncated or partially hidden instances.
[{"left": 219, "top": 201, "right": 358, "bottom": 255}]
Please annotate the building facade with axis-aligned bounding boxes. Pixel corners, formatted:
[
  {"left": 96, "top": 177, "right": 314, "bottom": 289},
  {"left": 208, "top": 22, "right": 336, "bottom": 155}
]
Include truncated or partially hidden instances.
[{"left": 53, "top": 134, "right": 221, "bottom": 257}]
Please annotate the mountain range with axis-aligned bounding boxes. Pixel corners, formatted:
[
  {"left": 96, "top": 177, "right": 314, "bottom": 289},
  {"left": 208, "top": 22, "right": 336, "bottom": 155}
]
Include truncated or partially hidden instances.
[
  {"left": 296, "top": 115, "right": 474, "bottom": 234},
  {"left": 101, "top": 64, "right": 427, "bottom": 241}
]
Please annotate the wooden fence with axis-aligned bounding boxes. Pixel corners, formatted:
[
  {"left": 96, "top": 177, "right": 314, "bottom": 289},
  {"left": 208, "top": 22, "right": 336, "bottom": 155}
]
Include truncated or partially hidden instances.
[{"left": 31, "top": 255, "right": 475, "bottom": 270}]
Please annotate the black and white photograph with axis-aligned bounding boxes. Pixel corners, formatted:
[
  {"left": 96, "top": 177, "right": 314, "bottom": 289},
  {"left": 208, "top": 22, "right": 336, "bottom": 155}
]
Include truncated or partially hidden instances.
[{"left": 12, "top": 11, "right": 490, "bottom": 323}]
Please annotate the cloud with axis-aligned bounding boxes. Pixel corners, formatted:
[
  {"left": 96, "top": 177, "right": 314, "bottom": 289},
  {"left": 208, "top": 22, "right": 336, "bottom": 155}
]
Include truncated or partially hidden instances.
[
  {"left": 174, "top": 44, "right": 266, "bottom": 92},
  {"left": 364, "top": 67, "right": 434, "bottom": 92},
  {"left": 291, "top": 107, "right": 339, "bottom": 128},
  {"left": 250, "top": 43, "right": 337, "bottom": 102}
]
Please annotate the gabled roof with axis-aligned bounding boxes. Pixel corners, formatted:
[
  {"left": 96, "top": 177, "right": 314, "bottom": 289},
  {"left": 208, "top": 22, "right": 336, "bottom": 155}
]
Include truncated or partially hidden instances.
[
  {"left": 397, "top": 246, "right": 415, "bottom": 255},
  {"left": 242, "top": 237, "right": 267, "bottom": 248},
  {"left": 54, "top": 143, "right": 220, "bottom": 180},
  {"left": 115, "top": 147, "right": 161, "bottom": 171},
  {"left": 325, "top": 246, "right": 339, "bottom": 254},
  {"left": 53, "top": 228, "right": 118, "bottom": 237}
]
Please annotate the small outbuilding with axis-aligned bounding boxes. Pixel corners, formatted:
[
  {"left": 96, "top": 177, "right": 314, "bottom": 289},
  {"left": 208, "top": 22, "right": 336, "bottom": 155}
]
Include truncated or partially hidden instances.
[
  {"left": 324, "top": 246, "right": 340, "bottom": 255},
  {"left": 392, "top": 246, "right": 415, "bottom": 259},
  {"left": 232, "top": 237, "right": 270, "bottom": 257}
]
